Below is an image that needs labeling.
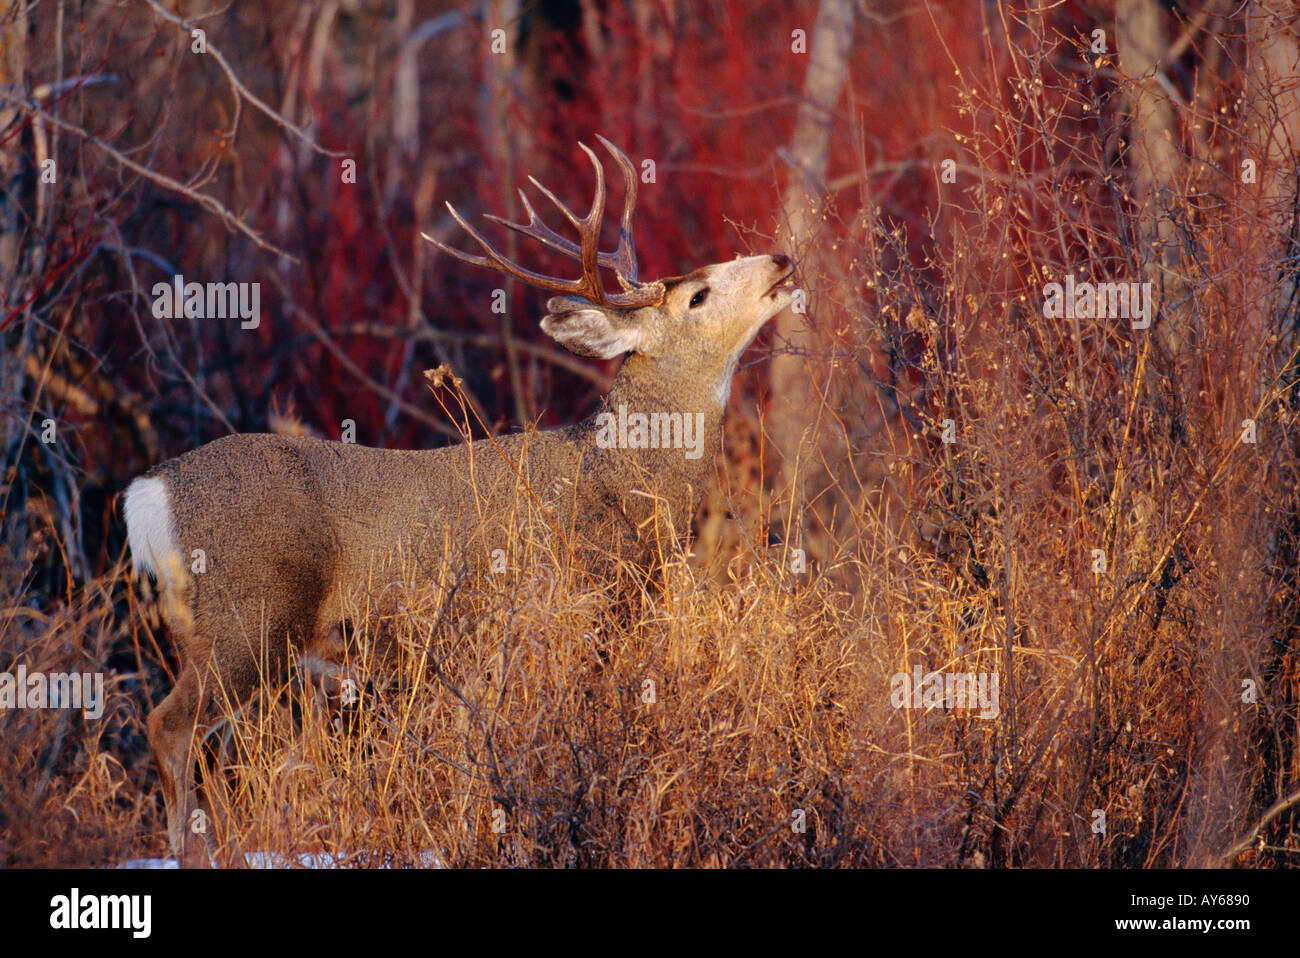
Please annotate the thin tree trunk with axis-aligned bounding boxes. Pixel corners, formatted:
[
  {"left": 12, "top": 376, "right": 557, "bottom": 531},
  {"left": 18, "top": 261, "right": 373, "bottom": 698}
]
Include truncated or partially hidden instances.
[
  {"left": 481, "top": 0, "right": 529, "bottom": 426},
  {"left": 1248, "top": 0, "right": 1300, "bottom": 342},
  {"left": 769, "top": 0, "right": 854, "bottom": 501},
  {"left": 0, "top": 0, "right": 33, "bottom": 595},
  {"left": 1230, "top": 0, "right": 1300, "bottom": 866},
  {"left": 1117, "top": 0, "right": 1184, "bottom": 354},
  {"left": 0, "top": 0, "right": 30, "bottom": 306}
]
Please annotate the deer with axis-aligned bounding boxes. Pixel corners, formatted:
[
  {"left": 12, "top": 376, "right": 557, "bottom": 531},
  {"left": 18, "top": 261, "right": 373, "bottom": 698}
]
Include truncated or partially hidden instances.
[{"left": 124, "top": 136, "right": 795, "bottom": 866}]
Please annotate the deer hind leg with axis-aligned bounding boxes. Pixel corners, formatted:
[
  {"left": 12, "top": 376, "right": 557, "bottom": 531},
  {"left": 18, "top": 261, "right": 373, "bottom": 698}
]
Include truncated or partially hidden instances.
[
  {"left": 147, "top": 659, "right": 217, "bottom": 868},
  {"left": 147, "top": 611, "right": 301, "bottom": 868}
]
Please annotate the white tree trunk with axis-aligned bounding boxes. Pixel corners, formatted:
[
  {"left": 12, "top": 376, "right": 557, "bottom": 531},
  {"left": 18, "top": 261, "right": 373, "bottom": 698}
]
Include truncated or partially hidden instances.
[
  {"left": 769, "top": 0, "right": 854, "bottom": 499},
  {"left": 1117, "top": 0, "right": 1183, "bottom": 354}
]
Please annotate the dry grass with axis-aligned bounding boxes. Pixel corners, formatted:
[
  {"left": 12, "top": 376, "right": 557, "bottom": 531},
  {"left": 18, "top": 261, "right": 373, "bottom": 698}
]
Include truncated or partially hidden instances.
[{"left": 2, "top": 395, "right": 1294, "bottom": 868}]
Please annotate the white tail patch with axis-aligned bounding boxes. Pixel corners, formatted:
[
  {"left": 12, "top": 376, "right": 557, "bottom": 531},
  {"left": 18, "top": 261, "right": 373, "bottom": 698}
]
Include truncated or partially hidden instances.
[{"left": 124, "top": 477, "right": 180, "bottom": 585}]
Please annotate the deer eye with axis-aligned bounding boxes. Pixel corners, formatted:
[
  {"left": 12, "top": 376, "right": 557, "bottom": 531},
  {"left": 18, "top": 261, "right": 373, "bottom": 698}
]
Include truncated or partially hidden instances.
[{"left": 689, "top": 288, "right": 709, "bottom": 309}]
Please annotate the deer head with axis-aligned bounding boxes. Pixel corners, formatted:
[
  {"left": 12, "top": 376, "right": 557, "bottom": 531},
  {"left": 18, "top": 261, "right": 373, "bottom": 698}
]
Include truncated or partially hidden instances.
[{"left": 423, "top": 136, "right": 795, "bottom": 405}]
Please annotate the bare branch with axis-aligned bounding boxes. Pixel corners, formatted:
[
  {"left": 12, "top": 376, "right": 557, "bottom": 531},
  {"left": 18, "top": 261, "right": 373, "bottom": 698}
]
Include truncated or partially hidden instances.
[
  {"left": 141, "top": 0, "right": 347, "bottom": 159},
  {"left": 0, "top": 90, "right": 297, "bottom": 262},
  {"left": 1210, "top": 787, "right": 1300, "bottom": 867}
]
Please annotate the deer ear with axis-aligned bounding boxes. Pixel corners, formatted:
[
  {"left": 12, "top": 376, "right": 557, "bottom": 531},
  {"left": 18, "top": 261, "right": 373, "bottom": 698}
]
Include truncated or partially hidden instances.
[{"left": 541, "top": 303, "right": 643, "bottom": 359}]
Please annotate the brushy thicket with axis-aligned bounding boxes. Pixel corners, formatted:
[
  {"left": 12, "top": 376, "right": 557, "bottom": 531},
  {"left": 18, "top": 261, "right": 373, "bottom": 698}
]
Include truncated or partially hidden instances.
[{"left": 2, "top": 1, "right": 1299, "bottom": 867}]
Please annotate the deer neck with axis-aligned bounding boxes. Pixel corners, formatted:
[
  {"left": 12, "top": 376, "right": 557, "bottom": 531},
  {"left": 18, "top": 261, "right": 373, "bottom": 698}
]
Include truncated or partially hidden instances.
[{"left": 592, "top": 352, "right": 726, "bottom": 492}]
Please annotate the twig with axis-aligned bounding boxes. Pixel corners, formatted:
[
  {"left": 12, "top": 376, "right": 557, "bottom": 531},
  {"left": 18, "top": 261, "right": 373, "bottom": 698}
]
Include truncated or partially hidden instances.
[
  {"left": 293, "top": 307, "right": 462, "bottom": 439},
  {"left": 141, "top": 0, "right": 346, "bottom": 159},
  {"left": 1210, "top": 787, "right": 1300, "bottom": 867},
  {"left": 0, "top": 90, "right": 297, "bottom": 262}
]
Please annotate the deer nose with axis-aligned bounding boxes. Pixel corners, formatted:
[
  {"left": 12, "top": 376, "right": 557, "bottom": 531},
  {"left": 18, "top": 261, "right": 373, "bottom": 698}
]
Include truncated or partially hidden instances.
[{"left": 771, "top": 254, "right": 791, "bottom": 270}]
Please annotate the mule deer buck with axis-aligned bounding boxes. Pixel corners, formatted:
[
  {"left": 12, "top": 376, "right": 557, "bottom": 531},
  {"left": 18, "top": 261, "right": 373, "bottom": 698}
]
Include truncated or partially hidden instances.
[{"left": 125, "top": 136, "right": 795, "bottom": 865}]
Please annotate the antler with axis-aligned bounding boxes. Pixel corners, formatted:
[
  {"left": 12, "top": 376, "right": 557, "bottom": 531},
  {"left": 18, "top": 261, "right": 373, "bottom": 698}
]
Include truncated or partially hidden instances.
[{"left": 422, "top": 136, "right": 665, "bottom": 310}]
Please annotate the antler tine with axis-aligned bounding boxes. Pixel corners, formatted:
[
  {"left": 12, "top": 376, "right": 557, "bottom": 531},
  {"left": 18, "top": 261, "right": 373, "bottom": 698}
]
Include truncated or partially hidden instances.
[
  {"left": 482, "top": 189, "right": 579, "bottom": 261},
  {"left": 488, "top": 138, "right": 645, "bottom": 289},
  {"left": 423, "top": 139, "right": 666, "bottom": 310},
  {"left": 576, "top": 142, "right": 604, "bottom": 304},
  {"left": 514, "top": 143, "right": 606, "bottom": 305},
  {"left": 421, "top": 202, "right": 587, "bottom": 299},
  {"left": 594, "top": 134, "right": 641, "bottom": 286},
  {"left": 522, "top": 142, "right": 604, "bottom": 236}
]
